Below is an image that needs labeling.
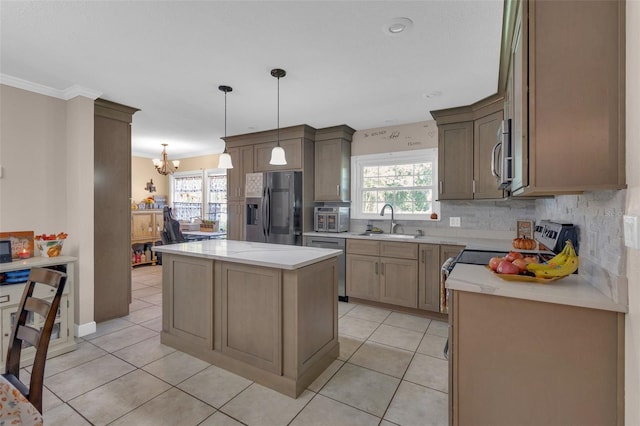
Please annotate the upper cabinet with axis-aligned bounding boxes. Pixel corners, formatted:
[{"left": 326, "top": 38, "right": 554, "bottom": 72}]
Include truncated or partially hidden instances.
[
  {"left": 432, "top": 96, "right": 505, "bottom": 200},
  {"left": 504, "top": 0, "right": 625, "bottom": 196},
  {"left": 227, "top": 145, "right": 254, "bottom": 202},
  {"left": 224, "top": 125, "right": 316, "bottom": 238},
  {"left": 254, "top": 138, "right": 303, "bottom": 172},
  {"left": 314, "top": 125, "right": 355, "bottom": 202}
]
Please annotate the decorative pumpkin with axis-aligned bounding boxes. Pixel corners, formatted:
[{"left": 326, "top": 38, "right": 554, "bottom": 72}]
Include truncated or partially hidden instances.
[{"left": 512, "top": 235, "right": 537, "bottom": 250}]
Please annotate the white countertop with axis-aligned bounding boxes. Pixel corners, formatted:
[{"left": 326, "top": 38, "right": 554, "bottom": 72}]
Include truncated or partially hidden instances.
[
  {"left": 447, "top": 264, "right": 627, "bottom": 313},
  {"left": 304, "top": 231, "right": 511, "bottom": 250},
  {"left": 153, "top": 240, "right": 342, "bottom": 270},
  {"left": 0, "top": 255, "right": 77, "bottom": 273},
  {"left": 304, "top": 231, "right": 627, "bottom": 313}
]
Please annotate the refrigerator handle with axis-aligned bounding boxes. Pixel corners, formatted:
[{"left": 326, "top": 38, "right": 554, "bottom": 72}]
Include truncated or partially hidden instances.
[
  {"left": 265, "top": 187, "right": 271, "bottom": 237},
  {"left": 262, "top": 186, "right": 268, "bottom": 238}
]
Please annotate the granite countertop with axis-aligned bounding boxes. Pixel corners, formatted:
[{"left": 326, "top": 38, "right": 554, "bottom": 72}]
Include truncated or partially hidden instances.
[
  {"left": 153, "top": 239, "right": 342, "bottom": 270},
  {"left": 447, "top": 263, "right": 627, "bottom": 313}
]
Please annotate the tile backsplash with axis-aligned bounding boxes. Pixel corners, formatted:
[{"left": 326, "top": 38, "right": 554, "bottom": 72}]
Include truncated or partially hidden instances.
[
  {"left": 536, "top": 190, "right": 626, "bottom": 276},
  {"left": 351, "top": 190, "right": 625, "bottom": 277}
]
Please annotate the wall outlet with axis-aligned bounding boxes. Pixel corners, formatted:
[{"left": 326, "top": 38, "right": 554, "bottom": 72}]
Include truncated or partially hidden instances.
[{"left": 450, "top": 217, "right": 461, "bottom": 227}]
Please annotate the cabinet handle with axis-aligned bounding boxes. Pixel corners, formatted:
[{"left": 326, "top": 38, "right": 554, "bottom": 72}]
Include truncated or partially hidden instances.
[
  {"left": 381, "top": 262, "right": 385, "bottom": 275},
  {"left": 375, "top": 262, "right": 378, "bottom": 275},
  {"left": 472, "top": 180, "right": 476, "bottom": 194},
  {"left": 336, "top": 185, "right": 340, "bottom": 196},
  {"left": 439, "top": 181, "right": 443, "bottom": 193},
  {"left": 421, "top": 249, "right": 425, "bottom": 264}
]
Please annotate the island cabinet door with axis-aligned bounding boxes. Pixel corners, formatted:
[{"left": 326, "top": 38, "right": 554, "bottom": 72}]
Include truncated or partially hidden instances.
[
  {"left": 220, "top": 262, "right": 282, "bottom": 375},
  {"left": 163, "top": 254, "right": 213, "bottom": 349}
]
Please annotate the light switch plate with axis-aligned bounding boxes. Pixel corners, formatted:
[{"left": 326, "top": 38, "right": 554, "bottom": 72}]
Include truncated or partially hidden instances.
[
  {"left": 623, "top": 215, "right": 639, "bottom": 249},
  {"left": 450, "top": 217, "right": 461, "bottom": 227}
]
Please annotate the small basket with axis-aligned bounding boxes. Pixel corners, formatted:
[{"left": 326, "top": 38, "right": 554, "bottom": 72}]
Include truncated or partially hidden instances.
[
  {"left": 35, "top": 239, "right": 64, "bottom": 257},
  {"left": 200, "top": 221, "right": 218, "bottom": 232}
]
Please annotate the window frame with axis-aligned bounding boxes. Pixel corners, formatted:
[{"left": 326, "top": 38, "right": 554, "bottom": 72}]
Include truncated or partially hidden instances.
[
  {"left": 350, "top": 149, "right": 440, "bottom": 220},
  {"left": 169, "top": 168, "right": 227, "bottom": 226}
]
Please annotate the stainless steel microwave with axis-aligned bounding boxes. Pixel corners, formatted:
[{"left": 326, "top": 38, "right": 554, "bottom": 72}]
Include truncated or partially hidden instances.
[
  {"left": 492, "top": 118, "right": 513, "bottom": 190},
  {"left": 314, "top": 207, "right": 349, "bottom": 233}
]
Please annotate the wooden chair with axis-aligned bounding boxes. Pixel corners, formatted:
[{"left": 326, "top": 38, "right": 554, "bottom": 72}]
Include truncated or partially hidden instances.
[{"left": 2, "top": 267, "right": 67, "bottom": 413}]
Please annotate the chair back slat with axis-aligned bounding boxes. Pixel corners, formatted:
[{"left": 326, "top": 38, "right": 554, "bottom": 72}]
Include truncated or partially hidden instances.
[
  {"left": 28, "top": 267, "right": 64, "bottom": 289},
  {"left": 16, "top": 324, "right": 41, "bottom": 348},
  {"left": 2, "top": 267, "right": 67, "bottom": 413},
  {"left": 24, "top": 297, "right": 51, "bottom": 319}
]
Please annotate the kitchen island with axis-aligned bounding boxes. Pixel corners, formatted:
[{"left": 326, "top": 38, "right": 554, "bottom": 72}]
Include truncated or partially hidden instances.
[{"left": 152, "top": 240, "right": 342, "bottom": 398}]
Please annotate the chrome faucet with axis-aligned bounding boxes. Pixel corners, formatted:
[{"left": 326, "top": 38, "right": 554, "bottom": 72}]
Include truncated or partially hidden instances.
[{"left": 380, "top": 203, "right": 396, "bottom": 234}]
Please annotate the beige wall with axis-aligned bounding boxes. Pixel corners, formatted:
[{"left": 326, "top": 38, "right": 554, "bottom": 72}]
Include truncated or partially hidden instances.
[
  {"left": 351, "top": 120, "right": 438, "bottom": 156},
  {"left": 132, "top": 156, "right": 169, "bottom": 204},
  {"left": 625, "top": 0, "right": 640, "bottom": 423},
  {"left": 132, "top": 153, "right": 224, "bottom": 204},
  {"left": 0, "top": 84, "right": 95, "bottom": 333}
]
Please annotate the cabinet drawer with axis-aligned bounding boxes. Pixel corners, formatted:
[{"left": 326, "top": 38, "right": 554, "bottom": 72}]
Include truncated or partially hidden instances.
[
  {"left": 347, "top": 239, "right": 380, "bottom": 256},
  {"left": 380, "top": 242, "right": 418, "bottom": 260}
]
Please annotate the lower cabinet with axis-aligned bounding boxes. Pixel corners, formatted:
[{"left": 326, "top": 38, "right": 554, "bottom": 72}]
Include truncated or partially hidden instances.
[
  {"left": 220, "top": 262, "right": 282, "bottom": 375},
  {"left": 346, "top": 240, "right": 418, "bottom": 308},
  {"left": 418, "top": 244, "right": 441, "bottom": 312},
  {"left": 450, "top": 290, "right": 623, "bottom": 425},
  {"left": 347, "top": 239, "right": 463, "bottom": 313},
  {"left": 162, "top": 254, "right": 213, "bottom": 349}
]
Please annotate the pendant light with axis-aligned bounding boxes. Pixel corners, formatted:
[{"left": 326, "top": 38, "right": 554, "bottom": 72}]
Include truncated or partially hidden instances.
[
  {"left": 269, "top": 68, "right": 287, "bottom": 165},
  {"left": 217, "top": 85, "right": 234, "bottom": 169}
]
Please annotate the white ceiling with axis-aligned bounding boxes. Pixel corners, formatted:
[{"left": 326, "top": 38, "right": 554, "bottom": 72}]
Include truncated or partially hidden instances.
[{"left": 0, "top": 0, "right": 504, "bottom": 159}]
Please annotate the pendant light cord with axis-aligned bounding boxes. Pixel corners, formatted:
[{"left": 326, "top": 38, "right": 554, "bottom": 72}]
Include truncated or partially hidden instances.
[
  {"left": 224, "top": 89, "right": 228, "bottom": 140},
  {"left": 277, "top": 75, "right": 280, "bottom": 147}
]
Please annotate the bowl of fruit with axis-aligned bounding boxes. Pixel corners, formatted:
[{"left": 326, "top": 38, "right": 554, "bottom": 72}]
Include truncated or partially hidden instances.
[
  {"left": 35, "top": 233, "right": 68, "bottom": 257},
  {"left": 487, "top": 241, "right": 579, "bottom": 283}
]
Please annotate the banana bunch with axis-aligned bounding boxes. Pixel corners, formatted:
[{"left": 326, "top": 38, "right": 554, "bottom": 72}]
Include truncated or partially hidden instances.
[{"left": 526, "top": 240, "right": 579, "bottom": 278}]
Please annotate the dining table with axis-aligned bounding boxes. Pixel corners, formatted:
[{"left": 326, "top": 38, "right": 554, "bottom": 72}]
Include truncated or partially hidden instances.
[{"left": 0, "top": 375, "right": 43, "bottom": 425}]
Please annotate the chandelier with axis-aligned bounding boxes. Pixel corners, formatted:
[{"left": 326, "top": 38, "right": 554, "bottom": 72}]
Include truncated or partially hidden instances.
[{"left": 152, "top": 144, "right": 180, "bottom": 175}]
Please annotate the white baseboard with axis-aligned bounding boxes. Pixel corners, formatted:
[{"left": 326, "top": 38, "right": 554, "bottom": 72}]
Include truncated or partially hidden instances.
[{"left": 75, "top": 321, "right": 97, "bottom": 338}]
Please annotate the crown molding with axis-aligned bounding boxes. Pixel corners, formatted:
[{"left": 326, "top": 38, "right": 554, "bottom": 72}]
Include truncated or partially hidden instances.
[{"left": 0, "top": 74, "right": 102, "bottom": 100}]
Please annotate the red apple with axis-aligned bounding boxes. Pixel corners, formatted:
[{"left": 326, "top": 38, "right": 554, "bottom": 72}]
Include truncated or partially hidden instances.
[
  {"left": 512, "top": 258, "right": 528, "bottom": 273},
  {"left": 488, "top": 257, "right": 503, "bottom": 271},
  {"left": 504, "top": 251, "right": 524, "bottom": 262},
  {"left": 497, "top": 259, "right": 520, "bottom": 275}
]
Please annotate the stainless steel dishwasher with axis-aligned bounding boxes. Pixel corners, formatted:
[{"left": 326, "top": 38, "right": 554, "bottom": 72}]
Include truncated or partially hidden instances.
[{"left": 304, "top": 235, "right": 347, "bottom": 301}]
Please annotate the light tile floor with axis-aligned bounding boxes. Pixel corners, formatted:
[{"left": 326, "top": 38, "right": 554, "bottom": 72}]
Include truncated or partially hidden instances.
[{"left": 34, "top": 265, "right": 448, "bottom": 425}]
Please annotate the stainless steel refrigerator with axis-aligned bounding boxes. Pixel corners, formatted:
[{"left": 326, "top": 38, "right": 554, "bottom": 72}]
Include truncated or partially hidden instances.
[{"left": 245, "top": 171, "right": 303, "bottom": 245}]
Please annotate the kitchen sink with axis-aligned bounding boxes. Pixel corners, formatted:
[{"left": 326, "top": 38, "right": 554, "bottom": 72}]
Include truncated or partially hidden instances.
[
  {"left": 357, "top": 232, "right": 420, "bottom": 239},
  {"left": 384, "top": 233, "right": 421, "bottom": 239}
]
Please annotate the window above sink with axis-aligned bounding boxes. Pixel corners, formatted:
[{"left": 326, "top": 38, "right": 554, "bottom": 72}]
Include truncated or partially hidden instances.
[{"left": 351, "top": 149, "right": 440, "bottom": 220}]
